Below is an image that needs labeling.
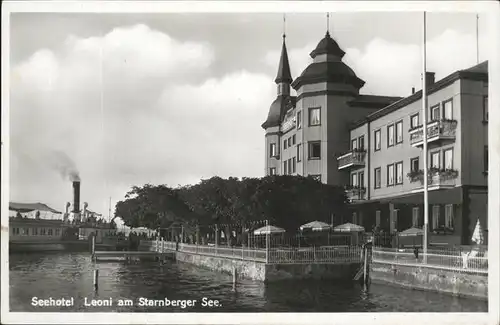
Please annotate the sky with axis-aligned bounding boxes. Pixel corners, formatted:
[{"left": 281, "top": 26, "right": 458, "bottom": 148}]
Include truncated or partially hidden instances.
[{"left": 7, "top": 9, "right": 493, "bottom": 223}]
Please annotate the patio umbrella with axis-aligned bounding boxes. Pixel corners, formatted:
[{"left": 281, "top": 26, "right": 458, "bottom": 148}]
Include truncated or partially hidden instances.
[
  {"left": 253, "top": 225, "right": 286, "bottom": 235},
  {"left": 471, "top": 218, "right": 484, "bottom": 245},
  {"left": 333, "top": 223, "right": 365, "bottom": 232},
  {"left": 398, "top": 227, "right": 424, "bottom": 237},
  {"left": 300, "top": 221, "right": 332, "bottom": 232}
]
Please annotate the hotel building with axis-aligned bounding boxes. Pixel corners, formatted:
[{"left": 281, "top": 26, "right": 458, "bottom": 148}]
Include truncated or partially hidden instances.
[{"left": 262, "top": 31, "right": 488, "bottom": 246}]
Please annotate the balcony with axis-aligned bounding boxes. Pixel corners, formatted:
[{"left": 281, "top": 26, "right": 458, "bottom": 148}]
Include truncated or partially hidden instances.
[
  {"left": 409, "top": 119, "right": 457, "bottom": 148},
  {"left": 345, "top": 186, "right": 366, "bottom": 202},
  {"left": 280, "top": 116, "right": 296, "bottom": 133},
  {"left": 337, "top": 149, "right": 366, "bottom": 170},
  {"left": 408, "top": 168, "right": 459, "bottom": 192}
]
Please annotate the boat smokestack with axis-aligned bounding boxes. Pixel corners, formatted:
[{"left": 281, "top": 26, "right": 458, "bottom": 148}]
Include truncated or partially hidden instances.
[
  {"left": 65, "top": 202, "right": 70, "bottom": 214},
  {"left": 73, "top": 181, "right": 81, "bottom": 214}
]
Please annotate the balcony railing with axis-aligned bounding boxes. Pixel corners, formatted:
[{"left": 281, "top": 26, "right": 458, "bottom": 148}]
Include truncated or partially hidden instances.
[
  {"left": 280, "top": 116, "right": 296, "bottom": 133},
  {"left": 409, "top": 119, "right": 457, "bottom": 147},
  {"left": 337, "top": 149, "right": 366, "bottom": 170},
  {"left": 345, "top": 186, "right": 366, "bottom": 202},
  {"left": 407, "top": 168, "right": 459, "bottom": 191}
]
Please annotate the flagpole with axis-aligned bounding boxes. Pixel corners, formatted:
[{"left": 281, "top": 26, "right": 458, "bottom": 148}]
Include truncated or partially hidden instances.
[
  {"left": 422, "top": 11, "right": 429, "bottom": 264},
  {"left": 476, "top": 14, "right": 479, "bottom": 64}
]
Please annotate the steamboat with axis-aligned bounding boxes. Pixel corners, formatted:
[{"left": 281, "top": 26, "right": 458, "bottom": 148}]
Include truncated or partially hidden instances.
[{"left": 9, "top": 180, "right": 127, "bottom": 252}]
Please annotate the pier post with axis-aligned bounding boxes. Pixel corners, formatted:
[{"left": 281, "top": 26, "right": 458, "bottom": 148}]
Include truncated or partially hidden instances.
[
  {"left": 93, "top": 269, "right": 99, "bottom": 291},
  {"left": 91, "top": 235, "right": 96, "bottom": 261},
  {"left": 265, "top": 220, "right": 269, "bottom": 263},
  {"left": 363, "top": 246, "right": 368, "bottom": 285},
  {"left": 232, "top": 265, "right": 237, "bottom": 290},
  {"left": 215, "top": 224, "right": 219, "bottom": 255}
]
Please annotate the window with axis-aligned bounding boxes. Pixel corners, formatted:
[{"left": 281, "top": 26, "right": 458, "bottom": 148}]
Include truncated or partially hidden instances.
[
  {"left": 292, "top": 157, "right": 296, "bottom": 173},
  {"left": 443, "top": 99, "right": 453, "bottom": 120},
  {"left": 297, "top": 144, "right": 302, "bottom": 162},
  {"left": 374, "top": 168, "right": 381, "bottom": 189},
  {"left": 288, "top": 159, "right": 292, "bottom": 175},
  {"left": 375, "top": 211, "right": 381, "bottom": 227},
  {"left": 351, "top": 173, "right": 358, "bottom": 186},
  {"left": 410, "top": 157, "right": 419, "bottom": 172},
  {"left": 443, "top": 148, "right": 453, "bottom": 169},
  {"left": 387, "top": 124, "right": 395, "bottom": 147},
  {"left": 41, "top": 228, "right": 46, "bottom": 236},
  {"left": 483, "top": 96, "right": 488, "bottom": 122},
  {"left": 284, "top": 139, "right": 288, "bottom": 150},
  {"left": 292, "top": 134, "right": 296, "bottom": 145},
  {"left": 309, "top": 107, "right": 321, "bottom": 126},
  {"left": 297, "top": 111, "right": 302, "bottom": 129},
  {"left": 445, "top": 204, "right": 454, "bottom": 229},
  {"left": 412, "top": 207, "right": 420, "bottom": 227},
  {"left": 430, "top": 104, "right": 440, "bottom": 121},
  {"left": 308, "top": 141, "right": 321, "bottom": 159},
  {"left": 351, "top": 139, "right": 357, "bottom": 150},
  {"left": 48, "top": 229, "right": 53, "bottom": 236},
  {"left": 431, "top": 151, "right": 440, "bottom": 169},
  {"left": 395, "top": 162, "right": 403, "bottom": 185},
  {"left": 288, "top": 138, "right": 292, "bottom": 147},
  {"left": 283, "top": 161, "right": 288, "bottom": 175},
  {"left": 395, "top": 121, "right": 403, "bottom": 144},
  {"left": 432, "top": 205, "right": 440, "bottom": 230},
  {"left": 358, "top": 136, "right": 365, "bottom": 150},
  {"left": 358, "top": 172, "right": 365, "bottom": 188},
  {"left": 269, "top": 167, "right": 276, "bottom": 176},
  {"left": 269, "top": 143, "right": 276, "bottom": 157},
  {"left": 484, "top": 146, "right": 488, "bottom": 172},
  {"left": 387, "top": 164, "right": 395, "bottom": 186},
  {"left": 410, "top": 113, "right": 419, "bottom": 129},
  {"left": 22, "top": 228, "right": 29, "bottom": 235},
  {"left": 32, "top": 228, "right": 38, "bottom": 236},
  {"left": 374, "top": 129, "right": 381, "bottom": 151}
]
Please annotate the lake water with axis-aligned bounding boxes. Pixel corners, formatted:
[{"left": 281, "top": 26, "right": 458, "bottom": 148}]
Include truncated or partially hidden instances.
[{"left": 9, "top": 252, "right": 488, "bottom": 312}]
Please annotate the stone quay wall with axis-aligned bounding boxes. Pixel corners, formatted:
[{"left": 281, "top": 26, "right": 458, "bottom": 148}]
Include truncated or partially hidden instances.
[{"left": 371, "top": 262, "right": 488, "bottom": 300}]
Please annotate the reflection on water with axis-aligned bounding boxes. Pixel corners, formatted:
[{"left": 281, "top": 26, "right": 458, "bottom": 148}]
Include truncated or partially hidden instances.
[{"left": 9, "top": 252, "right": 487, "bottom": 312}]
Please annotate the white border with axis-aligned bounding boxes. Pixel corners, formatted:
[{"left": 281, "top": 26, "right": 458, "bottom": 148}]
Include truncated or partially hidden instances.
[{"left": 1, "top": 1, "right": 499, "bottom": 325}]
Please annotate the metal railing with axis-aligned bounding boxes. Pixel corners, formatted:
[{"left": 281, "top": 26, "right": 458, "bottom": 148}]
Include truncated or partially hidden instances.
[
  {"left": 337, "top": 150, "right": 366, "bottom": 170},
  {"left": 268, "top": 246, "right": 362, "bottom": 264},
  {"left": 372, "top": 246, "right": 488, "bottom": 274},
  {"left": 409, "top": 119, "right": 457, "bottom": 145},
  {"left": 141, "top": 240, "right": 362, "bottom": 265}
]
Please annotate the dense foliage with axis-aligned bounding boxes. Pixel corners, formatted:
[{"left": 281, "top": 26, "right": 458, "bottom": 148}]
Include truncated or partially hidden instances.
[{"left": 114, "top": 176, "right": 347, "bottom": 239}]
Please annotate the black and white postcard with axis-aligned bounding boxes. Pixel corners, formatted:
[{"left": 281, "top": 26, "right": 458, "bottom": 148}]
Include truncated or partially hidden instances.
[{"left": 1, "top": 1, "right": 499, "bottom": 324}]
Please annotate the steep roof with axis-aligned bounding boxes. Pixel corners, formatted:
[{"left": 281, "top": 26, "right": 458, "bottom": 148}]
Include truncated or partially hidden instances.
[
  {"left": 275, "top": 36, "right": 293, "bottom": 84},
  {"left": 292, "top": 61, "right": 365, "bottom": 91},
  {"left": 309, "top": 31, "right": 345, "bottom": 59},
  {"left": 261, "top": 95, "right": 296, "bottom": 129},
  {"left": 347, "top": 95, "right": 403, "bottom": 109}
]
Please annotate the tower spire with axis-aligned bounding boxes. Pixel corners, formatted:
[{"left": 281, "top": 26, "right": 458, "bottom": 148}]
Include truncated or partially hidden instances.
[
  {"left": 326, "top": 12, "right": 330, "bottom": 36},
  {"left": 275, "top": 20, "right": 292, "bottom": 86}
]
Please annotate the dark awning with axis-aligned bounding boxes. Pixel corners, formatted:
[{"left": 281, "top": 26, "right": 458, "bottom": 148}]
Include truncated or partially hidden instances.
[{"left": 375, "top": 187, "right": 463, "bottom": 205}]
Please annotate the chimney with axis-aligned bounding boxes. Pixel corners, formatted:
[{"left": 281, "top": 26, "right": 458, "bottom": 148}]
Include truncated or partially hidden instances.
[
  {"left": 412, "top": 87, "right": 415, "bottom": 95},
  {"left": 426, "top": 72, "right": 435, "bottom": 87},
  {"left": 72, "top": 181, "right": 80, "bottom": 213}
]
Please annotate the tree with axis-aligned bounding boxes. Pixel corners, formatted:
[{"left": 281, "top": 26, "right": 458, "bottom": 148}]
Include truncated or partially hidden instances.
[{"left": 114, "top": 175, "right": 348, "bottom": 240}]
